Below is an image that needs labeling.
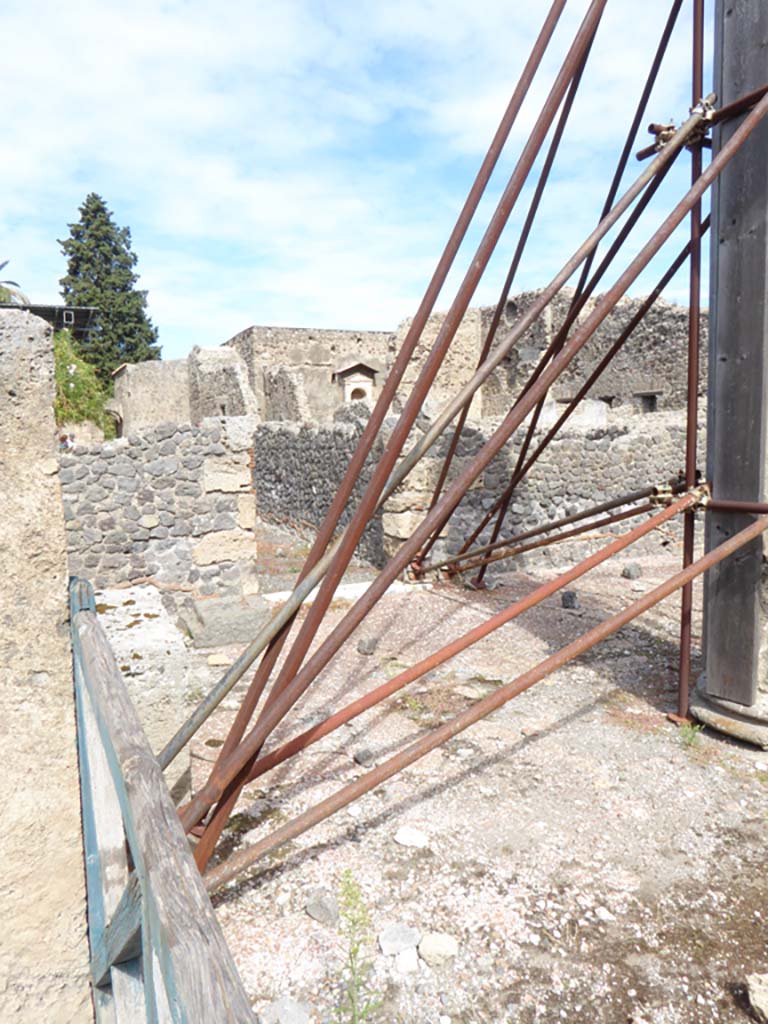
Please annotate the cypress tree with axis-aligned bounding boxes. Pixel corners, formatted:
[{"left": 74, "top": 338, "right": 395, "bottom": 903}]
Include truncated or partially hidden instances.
[{"left": 59, "top": 193, "right": 160, "bottom": 378}]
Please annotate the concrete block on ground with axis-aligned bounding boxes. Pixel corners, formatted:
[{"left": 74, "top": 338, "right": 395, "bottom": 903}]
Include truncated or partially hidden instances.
[{"left": 178, "top": 593, "right": 273, "bottom": 647}]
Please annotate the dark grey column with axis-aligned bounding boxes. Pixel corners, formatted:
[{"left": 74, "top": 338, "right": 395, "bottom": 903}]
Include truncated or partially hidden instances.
[{"left": 693, "top": 0, "right": 768, "bottom": 746}]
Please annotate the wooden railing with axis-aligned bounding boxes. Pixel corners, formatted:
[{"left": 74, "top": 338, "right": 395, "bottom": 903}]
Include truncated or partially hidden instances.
[{"left": 70, "top": 578, "right": 256, "bottom": 1023}]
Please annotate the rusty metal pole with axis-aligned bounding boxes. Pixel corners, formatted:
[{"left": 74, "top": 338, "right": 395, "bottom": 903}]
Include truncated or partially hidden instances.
[
  {"left": 181, "top": 93, "right": 768, "bottom": 835},
  {"left": 418, "top": 0, "right": 684, "bottom": 566},
  {"left": 190, "top": 1, "right": 606, "bottom": 844},
  {"left": 156, "top": 0, "right": 569, "bottom": 772},
  {"left": 241, "top": 1, "right": 609, "bottom": 724},
  {"left": 425, "top": 485, "right": 664, "bottom": 574},
  {"left": 191, "top": 494, "right": 696, "bottom": 870},
  {"left": 203, "top": 511, "right": 768, "bottom": 893},
  {"left": 677, "top": 0, "right": 706, "bottom": 719}
]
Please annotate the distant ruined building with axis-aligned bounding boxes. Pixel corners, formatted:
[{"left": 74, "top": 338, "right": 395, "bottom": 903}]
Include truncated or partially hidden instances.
[{"left": 106, "top": 289, "right": 707, "bottom": 438}]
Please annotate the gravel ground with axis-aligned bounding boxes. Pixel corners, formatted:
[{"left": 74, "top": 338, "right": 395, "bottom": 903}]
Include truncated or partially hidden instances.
[{"left": 97, "top": 524, "right": 768, "bottom": 1024}]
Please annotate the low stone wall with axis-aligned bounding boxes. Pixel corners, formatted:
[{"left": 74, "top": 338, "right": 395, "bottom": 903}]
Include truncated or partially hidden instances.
[
  {"left": 252, "top": 408, "right": 384, "bottom": 564},
  {"left": 62, "top": 417, "right": 260, "bottom": 595},
  {"left": 251, "top": 409, "right": 704, "bottom": 571}
]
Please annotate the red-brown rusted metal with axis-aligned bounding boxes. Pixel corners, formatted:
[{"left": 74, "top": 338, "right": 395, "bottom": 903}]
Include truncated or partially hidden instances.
[
  {"left": 191, "top": 493, "right": 697, "bottom": 871},
  {"left": 189, "top": 0, "right": 605, "bottom": 846},
  {"left": 416, "top": 22, "right": 602, "bottom": 562},
  {"left": 424, "top": 485, "right": 669, "bottom": 576},
  {"left": 182, "top": 89, "right": 768, "bottom": 838},
  {"left": 710, "top": 83, "right": 768, "bottom": 127},
  {"left": 203, "top": 509, "right": 768, "bottom": 893},
  {"left": 452, "top": 503, "right": 657, "bottom": 578},
  {"left": 418, "top": 0, "right": 684, "bottom": 570},
  {"left": 156, "top": 0, "right": 569, "bottom": 773},
  {"left": 707, "top": 500, "right": 768, "bottom": 515}
]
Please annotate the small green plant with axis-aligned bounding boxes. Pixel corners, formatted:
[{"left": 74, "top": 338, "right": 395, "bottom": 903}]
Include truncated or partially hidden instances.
[
  {"left": 679, "top": 721, "right": 704, "bottom": 747},
  {"left": 333, "top": 870, "right": 381, "bottom": 1024},
  {"left": 53, "top": 329, "right": 116, "bottom": 437},
  {"left": 401, "top": 694, "right": 426, "bottom": 715}
]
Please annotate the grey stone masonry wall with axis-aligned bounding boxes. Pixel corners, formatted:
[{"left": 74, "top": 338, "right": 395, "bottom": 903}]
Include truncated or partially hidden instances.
[
  {"left": 252, "top": 405, "right": 384, "bottom": 564},
  {"left": 417, "top": 412, "right": 705, "bottom": 570},
  {"left": 481, "top": 290, "right": 709, "bottom": 417},
  {"left": 251, "top": 406, "right": 705, "bottom": 571},
  {"left": 62, "top": 416, "right": 261, "bottom": 595}
]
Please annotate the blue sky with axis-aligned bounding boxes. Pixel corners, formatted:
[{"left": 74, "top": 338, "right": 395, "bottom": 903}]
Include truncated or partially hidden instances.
[{"left": 2, "top": 1, "right": 711, "bottom": 361}]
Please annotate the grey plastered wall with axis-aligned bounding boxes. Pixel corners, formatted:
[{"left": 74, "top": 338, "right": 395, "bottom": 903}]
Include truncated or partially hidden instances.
[{"left": 0, "top": 310, "right": 91, "bottom": 1022}]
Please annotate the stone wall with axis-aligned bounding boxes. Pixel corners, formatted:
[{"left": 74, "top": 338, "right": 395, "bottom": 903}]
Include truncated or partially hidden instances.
[
  {"left": 406, "top": 412, "right": 703, "bottom": 569},
  {"left": 109, "top": 357, "right": 190, "bottom": 436},
  {"left": 62, "top": 417, "right": 261, "bottom": 596},
  {"left": 480, "top": 291, "right": 709, "bottom": 416},
  {"left": 250, "top": 407, "right": 703, "bottom": 570},
  {"left": 263, "top": 366, "right": 313, "bottom": 422},
  {"left": 226, "top": 325, "right": 393, "bottom": 422},
  {"left": 188, "top": 346, "right": 260, "bottom": 421},
  {"left": 252, "top": 407, "right": 384, "bottom": 564},
  {"left": 0, "top": 310, "right": 90, "bottom": 1022}
]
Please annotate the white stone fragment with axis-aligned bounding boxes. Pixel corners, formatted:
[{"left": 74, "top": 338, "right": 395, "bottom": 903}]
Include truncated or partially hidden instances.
[
  {"left": 379, "top": 923, "right": 422, "bottom": 956},
  {"left": 393, "top": 825, "right": 429, "bottom": 848},
  {"left": 418, "top": 932, "right": 459, "bottom": 966},
  {"left": 747, "top": 973, "right": 768, "bottom": 1024},
  {"left": 395, "top": 947, "right": 419, "bottom": 974}
]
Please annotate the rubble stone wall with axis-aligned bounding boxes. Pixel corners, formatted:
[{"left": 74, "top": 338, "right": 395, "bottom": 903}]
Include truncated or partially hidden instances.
[
  {"left": 251, "top": 410, "right": 704, "bottom": 569},
  {"left": 62, "top": 417, "right": 261, "bottom": 595},
  {"left": 252, "top": 410, "right": 384, "bottom": 564},
  {"left": 481, "top": 292, "right": 709, "bottom": 416}
]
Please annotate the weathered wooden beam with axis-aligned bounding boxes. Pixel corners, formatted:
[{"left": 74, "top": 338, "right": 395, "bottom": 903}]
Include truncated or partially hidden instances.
[
  {"left": 702, "top": 0, "right": 768, "bottom": 729},
  {"left": 71, "top": 578, "right": 255, "bottom": 1023},
  {"left": 91, "top": 877, "right": 141, "bottom": 989}
]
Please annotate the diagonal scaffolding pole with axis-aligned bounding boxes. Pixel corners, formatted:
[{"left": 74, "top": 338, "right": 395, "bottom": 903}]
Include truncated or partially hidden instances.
[
  {"left": 417, "top": 0, "right": 684, "bottom": 567},
  {"left": 437, "top": 218, "right": 712, "bottom": 575},
  {"left": 189, "top": 0, "right": 612, "bottom": 848},
  {"left": 203, "top": 510, "right": 768, "bottom": 893},
  {"left": 181, "top": 89, "right": 768, "bottom": 836},
  {"left": 192, "top": 493, "right": 696, "bottom": 870},
  {"left": 156, "top": 0, "right": 569, "bottom": 772}
]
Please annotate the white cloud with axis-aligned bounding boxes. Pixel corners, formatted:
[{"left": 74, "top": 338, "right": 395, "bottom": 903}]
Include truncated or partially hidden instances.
[{"left": 1, "top": 0, "right": 712, "bottom": 358}]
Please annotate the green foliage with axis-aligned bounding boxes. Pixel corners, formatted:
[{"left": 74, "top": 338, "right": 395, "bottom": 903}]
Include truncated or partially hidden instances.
[
  {"left": 53, "top": 330, "right": 115, "bottom": 437},
  {"left": 679, "top": 721, "right": 705, "bottom": 747},
  {"left": 334, "top": 870, "right": 381, "bottom": 1024},
  {"left": 59, "top": 193, "right": 160, "bottom": 380}
]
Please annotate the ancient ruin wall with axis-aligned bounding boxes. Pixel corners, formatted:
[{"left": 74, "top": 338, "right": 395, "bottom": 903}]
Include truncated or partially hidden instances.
[
  {"left": 62, "top": 418, "right": 261, "bottom": 595},
  {"left": 226, "top": 325, "right": 394, "bottom": 422},
  {"left": 110, "top": 357, "right": 191, "bottom": 436},
  {"left": 252, "top": 409, "right": 384, "bottom": 564},
  {"left": 481, "top": 291, "right": 709, "bottom": 417},
  {"left": 0, "top": 310, "right": 90, "bottom": 1022},
  {"left": 251, "top": 411, "right": 703, "bottom": 567}
]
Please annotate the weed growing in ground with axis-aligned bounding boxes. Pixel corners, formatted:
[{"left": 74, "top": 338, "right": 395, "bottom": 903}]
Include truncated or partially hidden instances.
[
  {"left": 333, "top": 870, "right": 381, "bottom": 1024},
  {"left": 679, "top": 721, "right": 705, "bottom": 747}
]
